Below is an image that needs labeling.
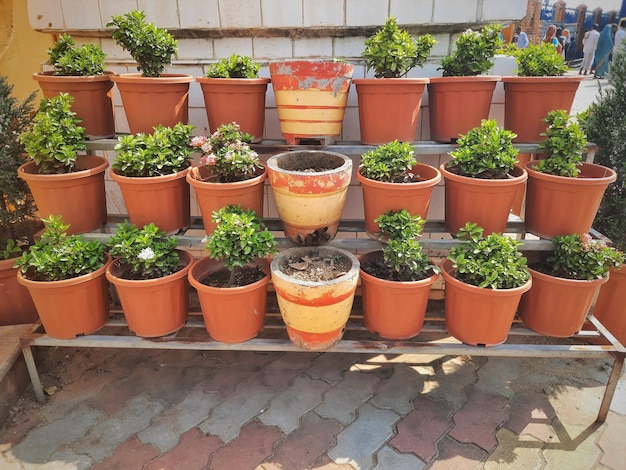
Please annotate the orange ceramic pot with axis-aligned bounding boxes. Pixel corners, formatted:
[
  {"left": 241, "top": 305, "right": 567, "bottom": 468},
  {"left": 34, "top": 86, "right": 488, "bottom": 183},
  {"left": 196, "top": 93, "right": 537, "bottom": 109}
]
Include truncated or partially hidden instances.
[
  {"left": 359, "top": 251, "right": 439, "bottom": 339},
  {"left": 110, "top": 168, "right": 190, "bottom": 234},
  {"left": 427, "top": 76, "right": 500, "bottom": 143},
  {"left": 441, "top": 259, "right": 532, "bottom": 347},
  {"left": 269, "top": 61, "right": 353, "bottom": 144},
  {"left": 33, "top": 71, "right": 116, "bottom": 139},
  {"left": 518, "top": 267, "right": 608, "bottom": 337},
  {"left": 106, "top": 250, "right": 193, "bottom": 338},
  {"left": 441, "top": 163, "right": 528, "bottom": 236},
  {"left": 523, "top": 161, "right": 617, "bottom": 239},
  {"left": 267, "top": 151, "right": 352, "bottom": 245},
  {"left": 353, "top": 78, "right": 429, "bottom": 145},
  {"left": 16, "top": 254, "right": 111, "bottom": 339},
  {"left": 0, "top": 258, "right": 38, "bottom": 326},
  {"left": 112, "top": 73, "right": 193, "bottom": 134},
  {"left": 186, "top": 165, "right": 267, "bottom": 235},
  {"left": 196, "top": 77, "right": 270, "bottom": 142},
  {"left": 594, "top": 264, "right": 626, "bottom": 346},
  {"left": 189, "top": 257, "right": 269, "bottom": 343},
  {"left": 18, "top": 155, "right": 108, "bottom": 235},
  {"left": 271, "top": 246, "right": 360, "bottom": 350},
  {"left": 357, "top": 163, "right": 441, "bottom": 239},
  {"left": 502, "top": 75, "right": 584, "bottom": 143}
]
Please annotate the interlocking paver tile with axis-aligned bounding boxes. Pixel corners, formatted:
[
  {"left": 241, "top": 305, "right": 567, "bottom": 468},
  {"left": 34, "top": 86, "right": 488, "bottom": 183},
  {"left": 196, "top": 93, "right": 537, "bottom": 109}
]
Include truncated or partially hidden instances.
[
  {"left": 429, "top": 436, "right": 487, "bottom": 469},
  {"left": 208, "top": 420, "right": 283, "bottom": 470},
  {"left": 484, "top": 427, "right": 547, "bottom": 470},
  {"left": 449, "top": 389, "right": 508, "bottom": 451},
  {"left": 137, "top": 389, "right": 222, "bottom": 451},
  {"left": 390, "top": 394, "right": 453, "bottom": 461},
  {"left": 315, "top": 368, "right": 380, "bottom": 425},
  {"left": 144, "top": 428, "right": 222, "bottom": 470},
  {"left": 372, "top": 446, "right": 426, "bottom": 470},
  {"left": 543, "top": 423, "right": 603, "bottom": 469},
  {"left": 422, "top": 356, "right": 481, "bottom": 408},
  {"left": 476, "top": 357, "right": 523, "bottom": 398},
  {"left": 328, "top": 403, "right": 399, "bottom": 470},
  {"left": 306, "top": 353, "right": 367, "bottom": 385},
  {"left": 370, "top": 363, "right": 425, "bottom": 414},
  {"left": 259, "top": 375, "right": 330, "bottom": 433},
  {"left": 548, "top": 383, "right": 605, "bottom": 428},
  {"left": 261, "top": 352, "right": 319, "bottom": 392},
  {"left": 505, "top": 391, "right": 556, "bottom": 442},
  {"left": 90, "top": 437, "right": 159, "bottom": 470},
  {"left": 598, "top": 411, "right": 626, "bottom": 470}
]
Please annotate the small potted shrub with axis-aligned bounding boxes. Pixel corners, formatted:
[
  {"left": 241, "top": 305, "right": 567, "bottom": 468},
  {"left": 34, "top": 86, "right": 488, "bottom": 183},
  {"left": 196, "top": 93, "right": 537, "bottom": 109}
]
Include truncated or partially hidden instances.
[
  {"left": 440, "top": 119, "right": 527, "bottom": 235},
  {"left": 518, "top": 233, "right": 624, "bottom": 337},
  {"left": 196, "top": 54, "right": 270, "bottom": 141},
  {"left": 105, "top": 221, "right": 194, "bottom": 337},
  {"left": 187, "top": 122, "right": 267, "bottom": 234},
  {"left": 110, "top": 122, "right": 195, "bottom": 234},
  {"left": 353, "top": 16, "right": 436, "bottom": 144},
  {"left": 18, "top": 93, "right": 108, "bottom": 234},
  {"left": 356, "top": 140, "right": 441, "bottom": 238},
  {"left": 502, "top": 43, "right": 585, "bottom": 142},
  {"left": 107, "top": 10, "right": 193, "bottom": 134},
  {"left": 523, "top": 110, "right": 617, "bottom": 238},
  {"left": 428, "top": 24, "right": 503, "bottom": 142},
  {"left": 33, "top": 33, "right": 115, "bottom": 138},
  {"left": 15, "top": 215, "right": 111, "bottom": 339},
  {"left": 188, "top": 205, "right": 277, "bottom": 343},
  {"left": 440, "top": 222, "right": 532, "bottom": 346},
  {"left": 359, "top": 209, "right": 440, "bottom": 339}
]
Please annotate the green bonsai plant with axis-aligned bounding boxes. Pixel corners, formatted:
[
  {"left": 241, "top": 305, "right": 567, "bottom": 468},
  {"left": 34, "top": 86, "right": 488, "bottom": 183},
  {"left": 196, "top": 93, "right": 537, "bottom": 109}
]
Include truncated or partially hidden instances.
[
  {"left": 361, "top": 209, "right": 435, "bottom": 282},
  {"left": 447, "top": 222, "right": 530, "bottom": 289},
  {"left": 513, "top": 42, "right": 569, "bottom": 77},
  {"left": 439, "top": 24, "right": 502, "bottom": 76},
  {"left": 533, "top": 233, "right": 624, "bottom": 280},
  {"left": 0, "top": 76, "right": 39, "bottom": 251},
  {"left": 189, "top": 122, "right": 262, "bottom": 183},
  {"left": 14, "top": 215, "right": 106, "bottom": 281},
  {"left": 203, "top": 205, "right": 277, "bottom": 287},
  {"left": 446, "top": 119, "right": 519, "bottom": 179},
  {"left": 205, "top": 54, "right": 261, "bottom": 78},
  {"left": 47, "top": 34, "right": 107, "bottom": 76},
  {"left": 106, "top": 221, "right": 182, "bottom": 279},
  {"left": 19, "top": 93, "right": 86, "bottom": 174},
  {"left": 359, "top": 140, "right": 419, "bottom": 182},
  {"left": 362, "top": 16, "right": 436, "bottom": 78},
  {"left": 534, "top": 110, "right": 587, "bottom": 177},
  {"left": 113, "top": 122, "right": 194, "bottom": 177},
  {"left": 107, "top": 10, "right": 178, "bottom": 77}
]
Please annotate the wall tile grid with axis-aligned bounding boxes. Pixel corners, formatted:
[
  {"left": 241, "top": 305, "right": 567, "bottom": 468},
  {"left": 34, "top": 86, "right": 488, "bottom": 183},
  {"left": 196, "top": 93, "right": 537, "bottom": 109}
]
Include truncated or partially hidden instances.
[{"left": 27, "top": 0, "right": 525, "bottom": 222}]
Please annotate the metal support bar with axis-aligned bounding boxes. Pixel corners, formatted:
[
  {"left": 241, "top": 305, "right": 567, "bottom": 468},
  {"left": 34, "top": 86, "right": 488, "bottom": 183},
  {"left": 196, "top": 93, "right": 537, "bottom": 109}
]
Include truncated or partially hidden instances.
[
  {"left": 597, "top": 352, "right": 625, "bottom": 423},
  {"left": 21, "top": 344, "right": 45, "bottom": 404}
]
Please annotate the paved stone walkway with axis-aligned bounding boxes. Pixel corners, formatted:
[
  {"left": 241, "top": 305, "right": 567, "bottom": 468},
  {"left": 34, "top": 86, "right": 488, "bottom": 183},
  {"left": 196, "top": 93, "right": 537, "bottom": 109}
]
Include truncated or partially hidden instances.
[{"left": 1, "top": 345, "right": 625, "bottom": 469}]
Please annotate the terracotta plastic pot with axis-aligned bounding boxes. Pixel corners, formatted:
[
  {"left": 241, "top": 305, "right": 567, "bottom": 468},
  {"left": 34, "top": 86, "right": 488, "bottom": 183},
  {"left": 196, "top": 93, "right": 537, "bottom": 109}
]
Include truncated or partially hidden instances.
[
  {"left": 33, "top": 71, "right": 116, "bottom": 139},
  {"left": 111, "top": 168, "right": 190, "bottom": 234},
  {"left": 518, "top": 267, "right": 607, "bottom": 337},
  {"left": 189, "top": 257, "right": 269, "bottom": 343},
  {"left": 267, "top": 150, "right": 352, "bottom": 245},
  {"left": 269, "top": 61, "right": 354, "bottom": 144},
  {"left": 353, "top": 78, "right": 429, "bottom": 145},
  {"left": 441, "top": 259, "right": 532, "bottom": 347},
  {"left": 196, "top": 77, "right": 270, "bottom": 142},
  {"left": 18, "top": 155, "right": 108, "bottom": 235},
  {"left": 594, "top": 264, "right": 626, "bottom": 346},
  {"left": 441, "top": 163, "right": 528, "bottom": 236},
  {"left": 271, "top": 246, "right": 360, "bottom": 350},
  {"left": 111, "top": 73, "right": 193, "bottom": 135},
  {"left": 357, "top": 163, "right": 441, "bottom": 239},
  {"left": 523, "top": 161, "right": 617, "bottom": 239},
  {"left": 427, "top": 76, "right": 500, "bottom": 143},
  {"left": 106, "top": 250, "right": 193, "bottom": 338},
  {"left": 359, "top": 251, "right": 439, "bottom": 339},
  {"left": 502, "top": 75, "right": 584, "bottom": 143},
  {"left": 186, "top": 165, "right": 267, "bottom": 235},
  {"left": 0, "top": 258, "right": 38, "bottom": 326},
  {"left": 16, "top": 254, "right": 111, "bottom": 339}
]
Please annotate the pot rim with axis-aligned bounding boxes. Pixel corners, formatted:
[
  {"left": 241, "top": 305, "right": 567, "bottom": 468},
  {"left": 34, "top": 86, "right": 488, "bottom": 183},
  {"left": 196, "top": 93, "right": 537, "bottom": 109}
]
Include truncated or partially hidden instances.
[
  {"left": 186, "top": 165, "right": 267, "bottom": 188},
  {"left": 110, "top": 167, "right": 190, "bottom": 183},
  {"left": 17, "top": 253, "right": 112, "bottom": 288},
  {"left": 111, "top": 73, "right": 194, "bottom": 84},
  {"left": 359, "top": 250, "right": 440, "bottom": 288},
  {"left": 266, "top": 150, "right": 352, "bottom": 176},
  {"left": 440, "top": 258, "right": 532, "bottom": 295},
  {"left": 18, "top": 155, "right": 109, "bottom": 181},
  {"left": 527, "top": 266, "right": 610, "bottom": 285},
  {"left": 106, "top": 249, "right": 194, "bottom": 286},
  {"left": 195, "top": 76, "right": 271, "bottom": 84},
  {"left": 352, "top": 77, "right": 430, "bottom": 85},
  {"left": 428, "top": 75, "right": 501, "bottom": 84},
  {"left": 524, "top": 160, "right": 617, "bottom": 184},
  {"left": 33, "top": 70, "right": 117, "bottom": 81},
  {"left": 440, "top": 162, "right": 528, "bottom": 185},
  {"left": 501, "top": 75, "right": 586, "bottom": 83},
  {"left": 357, "top": 162, "right": 441, "bottom": 188},
  {"left": 188, "top": 256, "right": 270, "bottom": 294}
]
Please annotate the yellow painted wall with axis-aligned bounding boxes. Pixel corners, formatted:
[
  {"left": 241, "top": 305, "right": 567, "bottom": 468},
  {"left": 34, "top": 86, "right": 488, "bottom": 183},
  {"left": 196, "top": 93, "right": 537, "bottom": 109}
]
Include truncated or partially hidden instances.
[{"left": 0, "top": 0, "right": 52, "bottom": 102}]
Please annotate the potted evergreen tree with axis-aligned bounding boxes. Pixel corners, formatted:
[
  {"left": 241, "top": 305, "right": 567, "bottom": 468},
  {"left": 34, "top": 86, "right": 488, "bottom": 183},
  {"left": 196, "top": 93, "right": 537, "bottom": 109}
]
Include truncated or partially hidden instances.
[
  {"left": 196, "top": 54, "right": 270, "bottom": 142},
  {"left": 107, "top": 10, "right": 193, "bottom": 134},
  {"left": 353, "top": 16, "right": 436, "bottom": 144},
  {"left": 32, "top": 34, "right": 116, "bottom": 138}
]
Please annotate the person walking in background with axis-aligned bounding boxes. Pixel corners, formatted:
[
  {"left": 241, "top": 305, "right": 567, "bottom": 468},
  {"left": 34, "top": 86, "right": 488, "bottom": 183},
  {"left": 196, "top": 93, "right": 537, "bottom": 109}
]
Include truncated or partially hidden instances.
[
  {"left": 580, "top": 24, "right": 600, "bottom": 75},
  {"left": 543, "top": 24, "right": 562, "bottom": 53},
  {"left": 594, "top": 24, "right": 614, "bottom": 78},
  {"left": 516, "top": 26, "right": 529, "bottom": 49},
  {"left": 561, "top": 29, "right": 571, "bottom": 58},
  {"left": 614, "top": 23, "right": 626, "bottom": 56}
]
